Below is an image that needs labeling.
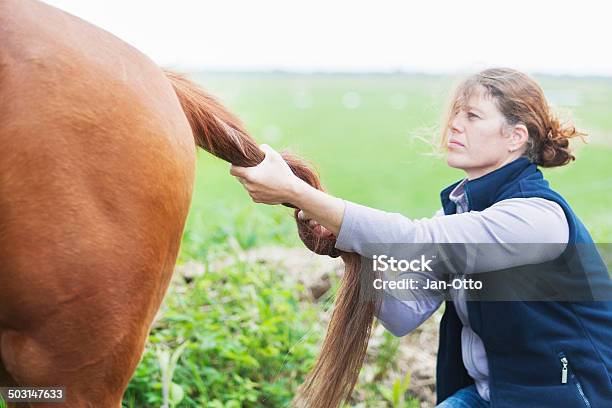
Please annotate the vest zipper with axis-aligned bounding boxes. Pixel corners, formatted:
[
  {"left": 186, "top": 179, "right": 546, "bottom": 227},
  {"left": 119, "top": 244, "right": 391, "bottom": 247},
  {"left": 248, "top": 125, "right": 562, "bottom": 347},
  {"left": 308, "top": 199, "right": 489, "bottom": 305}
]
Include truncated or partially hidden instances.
[
  {"left": 561, "top": 356, "right": 568, "bottom": 384},
  {"left": 558, "top": 352, "right": 591, "bottom": 408}
]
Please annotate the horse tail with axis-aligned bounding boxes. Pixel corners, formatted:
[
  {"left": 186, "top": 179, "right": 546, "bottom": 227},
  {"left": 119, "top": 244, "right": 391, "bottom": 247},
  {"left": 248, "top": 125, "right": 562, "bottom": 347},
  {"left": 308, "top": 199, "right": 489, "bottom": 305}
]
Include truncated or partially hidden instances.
[
  {"left": 164, "top": 70, "right": 265, "bottom": 168},
  {"left": 165, "top": 70, "right": 378, "bottom": 408}
]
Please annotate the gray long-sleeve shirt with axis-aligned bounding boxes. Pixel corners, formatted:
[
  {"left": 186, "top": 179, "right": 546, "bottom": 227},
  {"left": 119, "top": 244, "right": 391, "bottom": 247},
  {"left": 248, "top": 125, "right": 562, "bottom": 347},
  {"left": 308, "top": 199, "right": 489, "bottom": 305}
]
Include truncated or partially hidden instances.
[{"left": 333, "top": 178, "right": 570, "bottom": 401}]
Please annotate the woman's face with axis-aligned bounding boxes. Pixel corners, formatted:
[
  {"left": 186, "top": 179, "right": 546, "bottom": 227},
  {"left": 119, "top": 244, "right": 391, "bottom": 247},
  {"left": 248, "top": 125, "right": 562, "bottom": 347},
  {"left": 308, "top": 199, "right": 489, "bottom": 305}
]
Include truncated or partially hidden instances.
[{"left": 445, "top": 85, "right": 519, "bottom": 179}]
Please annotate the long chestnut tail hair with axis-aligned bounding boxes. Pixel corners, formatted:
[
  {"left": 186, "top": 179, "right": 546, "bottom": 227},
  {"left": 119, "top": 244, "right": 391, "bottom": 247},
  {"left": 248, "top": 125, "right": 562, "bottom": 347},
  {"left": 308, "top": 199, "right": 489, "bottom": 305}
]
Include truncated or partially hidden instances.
[{"left": 166, "top": 71, "right": 378, "bottom": 408}]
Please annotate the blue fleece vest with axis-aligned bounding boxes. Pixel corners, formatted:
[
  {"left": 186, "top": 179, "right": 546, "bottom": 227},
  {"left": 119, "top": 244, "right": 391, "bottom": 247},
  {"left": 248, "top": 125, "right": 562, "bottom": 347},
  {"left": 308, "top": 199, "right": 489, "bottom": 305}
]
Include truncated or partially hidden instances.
[{"left": 437, "top": 157, "right": 612, "bottom": 407}]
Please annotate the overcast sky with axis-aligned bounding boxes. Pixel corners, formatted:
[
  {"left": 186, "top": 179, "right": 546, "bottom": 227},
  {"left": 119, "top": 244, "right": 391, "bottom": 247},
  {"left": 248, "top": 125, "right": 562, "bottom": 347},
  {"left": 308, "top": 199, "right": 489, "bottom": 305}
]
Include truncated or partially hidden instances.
[{"left": 45, "top": 0, "right": 612, "bottom": 76}]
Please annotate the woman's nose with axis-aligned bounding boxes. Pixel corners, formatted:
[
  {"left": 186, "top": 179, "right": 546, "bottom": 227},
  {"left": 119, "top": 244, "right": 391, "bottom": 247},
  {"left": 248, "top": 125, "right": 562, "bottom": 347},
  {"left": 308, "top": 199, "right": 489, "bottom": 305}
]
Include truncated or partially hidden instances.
[{"left": 450, "top": 115, "right": 464, "bottom": 134}]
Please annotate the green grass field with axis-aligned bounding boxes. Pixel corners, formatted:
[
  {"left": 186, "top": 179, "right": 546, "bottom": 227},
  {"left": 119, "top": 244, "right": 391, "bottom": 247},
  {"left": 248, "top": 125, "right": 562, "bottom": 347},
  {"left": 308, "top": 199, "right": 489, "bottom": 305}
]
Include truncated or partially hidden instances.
[{"left": 124, "top": 73, "right": 612, "bottom": 407}]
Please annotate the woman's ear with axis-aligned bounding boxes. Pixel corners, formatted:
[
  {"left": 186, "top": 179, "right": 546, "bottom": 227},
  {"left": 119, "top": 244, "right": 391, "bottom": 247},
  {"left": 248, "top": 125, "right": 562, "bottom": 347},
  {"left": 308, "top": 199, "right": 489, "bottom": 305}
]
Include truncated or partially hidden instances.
[{"left": 508, "top": 124, "right": 529, "bottom": 152}]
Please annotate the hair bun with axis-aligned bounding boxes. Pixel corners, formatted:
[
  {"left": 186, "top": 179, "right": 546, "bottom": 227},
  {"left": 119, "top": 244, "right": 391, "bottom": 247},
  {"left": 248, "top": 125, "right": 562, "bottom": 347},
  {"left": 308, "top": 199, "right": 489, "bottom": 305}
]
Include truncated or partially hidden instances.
[{"left": 537, "top": 116, "right": 583, "bottom": 168}]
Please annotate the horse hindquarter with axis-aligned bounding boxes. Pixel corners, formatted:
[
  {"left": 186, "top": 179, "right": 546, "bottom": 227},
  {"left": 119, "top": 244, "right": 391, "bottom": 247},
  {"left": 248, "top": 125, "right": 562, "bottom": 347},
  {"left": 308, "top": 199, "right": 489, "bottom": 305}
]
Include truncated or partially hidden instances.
[{"left": 0, "top": 0, "right": 196, "bottom": 406}]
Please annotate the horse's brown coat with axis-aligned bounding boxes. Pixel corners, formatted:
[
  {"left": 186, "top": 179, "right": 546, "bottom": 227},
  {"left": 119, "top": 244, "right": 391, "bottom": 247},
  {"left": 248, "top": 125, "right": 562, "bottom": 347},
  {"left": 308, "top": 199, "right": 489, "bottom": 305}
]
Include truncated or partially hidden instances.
[{"left": 1, "top": 1, "right": 195, "bottom": 406}]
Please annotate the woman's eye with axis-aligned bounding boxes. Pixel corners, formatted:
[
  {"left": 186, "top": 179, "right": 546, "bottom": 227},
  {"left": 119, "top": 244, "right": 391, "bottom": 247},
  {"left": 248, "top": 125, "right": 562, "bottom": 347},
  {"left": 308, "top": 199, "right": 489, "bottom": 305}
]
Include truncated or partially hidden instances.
[{"left": 467, "top": 112, "right": 480, "bottom": 119}]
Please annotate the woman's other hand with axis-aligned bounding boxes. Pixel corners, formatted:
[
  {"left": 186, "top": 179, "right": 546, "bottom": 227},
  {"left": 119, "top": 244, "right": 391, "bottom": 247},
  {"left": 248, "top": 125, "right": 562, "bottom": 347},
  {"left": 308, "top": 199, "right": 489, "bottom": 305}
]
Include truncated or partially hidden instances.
[{"left": 298, "top": 210, "right": 334, "bottom": 238}]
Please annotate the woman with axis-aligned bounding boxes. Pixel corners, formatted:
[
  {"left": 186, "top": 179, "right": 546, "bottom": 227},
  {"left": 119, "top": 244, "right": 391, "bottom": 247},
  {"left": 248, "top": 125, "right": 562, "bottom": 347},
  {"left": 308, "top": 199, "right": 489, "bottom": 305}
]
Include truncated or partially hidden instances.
[{"left": 230, "top": 68, "right": 612, "bottom": 407}]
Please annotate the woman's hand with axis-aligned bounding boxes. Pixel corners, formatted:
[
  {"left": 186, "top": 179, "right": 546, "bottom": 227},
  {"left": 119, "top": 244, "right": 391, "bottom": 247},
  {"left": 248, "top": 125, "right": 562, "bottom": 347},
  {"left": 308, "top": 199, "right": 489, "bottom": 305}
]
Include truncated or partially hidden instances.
[
  {"left": 298, "top": 210, "right": 334, "bottom": 238},
  {"left": 230, "top": 144, "right": 302, "bottom": 205},
  {"left": 230, "top": 143, "right": 345, "bottom": 237}
]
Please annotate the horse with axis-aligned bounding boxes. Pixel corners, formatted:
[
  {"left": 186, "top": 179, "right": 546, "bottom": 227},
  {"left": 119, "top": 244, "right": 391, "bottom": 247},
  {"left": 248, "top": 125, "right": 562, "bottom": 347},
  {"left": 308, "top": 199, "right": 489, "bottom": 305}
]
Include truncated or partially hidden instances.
[{"left": 0, "top": 1, "right": 375, "bottom": 407}]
